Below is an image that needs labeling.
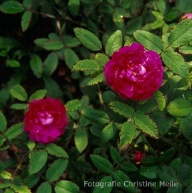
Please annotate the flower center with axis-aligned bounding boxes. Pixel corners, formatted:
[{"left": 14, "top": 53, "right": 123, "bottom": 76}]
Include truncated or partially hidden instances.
[{"left": 39, "top": 112, "right": 54, "bottom": 125}]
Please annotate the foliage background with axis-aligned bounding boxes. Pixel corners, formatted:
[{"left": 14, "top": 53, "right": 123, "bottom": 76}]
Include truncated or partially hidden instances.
[{"left": 1, "top": 0, "right": 192, "bottom": 193}]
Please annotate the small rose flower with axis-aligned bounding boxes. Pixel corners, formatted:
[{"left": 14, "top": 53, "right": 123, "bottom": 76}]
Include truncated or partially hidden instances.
[
  {"left": 104, "top": 43, "right": 164, "bottom": 100},
  {"left": 24, "top": 98, "right": 68, "bottom": 144},
  {"left": 133, "top": 151, "right": 143, "bottom": 163},
  {"left": 181, "top": 13, "right": 192, "bottom": 20}
]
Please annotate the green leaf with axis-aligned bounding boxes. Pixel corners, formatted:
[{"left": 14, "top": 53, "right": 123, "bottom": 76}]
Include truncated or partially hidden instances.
[
  {"left": 46, "top": 158, "right": 68, "bottom": 182},
  {"left": 0, "top": 171, "right": 12, "bottom": 180},
  {"left": 55, "top": 180, "right": 79, "bottom": 193},
  {"left": 64, "top": 48, "right": 79, "bottom": 70},
  {"left": 154, "top": 91, "right": 166, "bottom": 111},
  {"left": 86, "top": 72, "right": 105, "bottom": 85},
  {"left": 23, "top": 174, "right": 40, "bottom": 188},
  {"left": 168, "top": 20, "right": 192, "bottom": 48},
  {"left": 134, "top": 112, "right": 158, "bottom": 138},
  {"left": 113, "top": 170, "right": 136, "bottom": 192},
  {"left": 134, "top": 30, "right": 163, "bottom": 53},
  {"left": 101, "top": 123, "right": 117, "bottom": 143},
  {"left": 37, "top": 182, "right": 52, "bottom": 193},
  {"left": 140, "top": 166, "right": 157, "bottom": 179},
  {"left": 94, "top": 53, "right": 109, "bottom": 67},
  {"left": 179, "top": 45, "right": 192, "bottom": 54},
  {"left": 162, "top": 49, "right": 189, "bottom": 78},
  {"left": 110, "top": 146, "right": 121, "bottom": 164},
  {"left": 74, "top": 28, "right": 102, "bottom": 51},
  {"left": 10, "top": 84, "right": 28, "bottom": 101},
  {"left": 29, "top": 89, "right": 47, "bottom": 102},
  {"left": 21, "top": 11, "right": 32, "bottom": 32},
  {"left": 180, "top": 114, "right": 192, "bottom": 140},
  {"left": 0, "top": 1, "right": 24, "bottom": 14},
  {"left": 5, "top": 123, "right": 23, "bottom": 140},
  {"left": 90, "top": 154, "right": 114, "bottom": 174},
  {"left": 23, "top": 0, "right": 32, "bottom": 9},
  {"left": 75, "top": 127, "right": 88, "bottom": 153},
  {"left": 0, "top": 111, "right": 7, "bottom": 132},
  {"left": 167, "top": 98, "right": 192, "bottom": 117},
  {"left": 68, "top": 0, "right": 80, "bottom": 16},
  {"left": 93, "top": 176, "right": 113, "bottom": 193},
  {"left": 30, "top": 54, "right": 43, "bottom": 78},
  {"left": 43, "top": 53, "right": 58, "bottom": 75},
  {"left": 81, "top": 109, "right": 110, "bottom": 124},
  {"left": 65, "top": 99, "right": 80, "bottom": 112},
  {"left": 119, "top": 122, "right": 136, "bottom": 150},
  {"left": 29, "top": 150, "right": 48, "bottom": 174},
  {"left": 120, "top": 162, "right": 138, "bottom": 172},
  {"left": 4, "top": 188, "right": 14, "bottom": 193},
  {"left": 0, "top": 183, "right": 10, "bottom": 189},
  {"left": 109, "top": 101, "right": 134, "bottom": 118},
  {"left": 105, "top": 30, "right": 122, "bottom": 56},
  {"left": 10, "top": 103, "right": 28, "bottom": 110},
  {"left": 45, "top": 143, "right": 69, "bottom": 158},
  {"left": 6, "top": 59, "right": 20, "bottom": 67},
  {"left": 10, "top": 185, "right": 31, "bottom": 193},
  {"left": 73, "top": 59, "right": 100, "bottom": 73}
]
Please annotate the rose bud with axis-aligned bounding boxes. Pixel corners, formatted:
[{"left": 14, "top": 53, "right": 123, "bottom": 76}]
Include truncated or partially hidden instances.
[
  {"left": 133, "top": 151, "right": 143, "bottom": 163},
  {"left": 24, "top": 98, "right": 68, "bottom": 144},
  {"left": 181, "top": 13, "right": 192, "bottom": 20},
  {"left": 104, "top": 43, "right": 164, "bottom": 101}
]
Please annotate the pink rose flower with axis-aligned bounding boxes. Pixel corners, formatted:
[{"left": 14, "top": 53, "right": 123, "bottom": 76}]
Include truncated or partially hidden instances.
[
  {"left": 104, "top": 43, "right": 164, "bottom": 100},
  {"left": 182, "top": 13, "right": 192, "bottom": 20},
  {"left": 24, "top": 98, "right": 68, "bottom": 144},
  {"left": 133, "top": 151, "right": 143, "bottom": 163}
]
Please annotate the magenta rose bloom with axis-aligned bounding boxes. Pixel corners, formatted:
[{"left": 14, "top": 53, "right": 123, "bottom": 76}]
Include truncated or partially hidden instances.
[
  {"left": 182, "top": 13, "right": 192, "bottom": 20},
  {"left": 104, "top": 43, "right": 164, "bottom": 100},
  {"left": 24, "top": 98, "right": 68, "bottom": 144}
]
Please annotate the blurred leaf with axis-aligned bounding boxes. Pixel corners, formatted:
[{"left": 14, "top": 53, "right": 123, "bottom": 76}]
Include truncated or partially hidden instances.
[
  {"left": 23, "top": 174, "right": 40, "bottom": 188},
  {"left": 64, "top": 48, "right": 79, "bottom": 70},
  {"left": 90, "top": 154, "right": 114, "bottom": 173},
  {"left": 75, "top": 127, "right": 88, "bottom": 153},
  {"left": 21, "top": 11, "right": 32, "bottom": 32},
  {"left": 10, "top": 84, "right": 28, "bottom": 101},
  {"left": 6, "top": 59, "right": 20, "bottom": 68},
  {"left": 81, "top": 109, "right": 109, "bottom": 124},
  {"left": 167, "top": 185, "right": 182, "bottom": 193},
  {"left": 29, "top": 89, "right": 47, "bottom": 102},
  {"left": 43, "top": 53, "right": 58, "bottom": 75},
  {"left": 46, "top": 158, "right": 68, "bottom": 182},
  {"left": 101, "top": 122, "right": 117, "bottom": 143},
  {"left": 93, "top": 176, "right": 113, "bottom": 193},
  {"left": 159, "top": 148, "right": 175, "bottom": 163},
  {"left": 113, "top": 10, "right": 124, "bottom": 28},
  {"left": 23, "top": 0, "right": 32, "bottom": 8},
  {"left": 113, "top": 170, "right": 136, "bottom": 192},
  {"left": 177, "top": 164, "right": 190, "bottom": 182},
  {"left": 119, "top": 122, "right": 136, "bottom": 150},
  {"left": 87, "top": 72, "right": 105, "bottom": 85},
  {"left": 168, "top": 20, "right": 192, "bottom": 48},
  {"left": 30, "top": 54, "right": 43, "bottom": 78},
  {"left": 167, "top": 98, "right": 192, "bottom": 117},
  {"left": 105, "top": 30, "right": 122, "bottom": 56},
  {"left": 140, "top": 166, "right": 157, "bottom": 179},
  {"left": 110, "top": 101, "right": 134, "bottom": 118},
  {"left": 5, "top": 123, "right": 23, "bottom": 140},
  {"left": 10, "top": 103, "right": 28, "bottom": 110},
  {"left": 110, "top": 146, "right": 121, "bottom": 164},
  {"left": 120, "top": 162, "right": 138, "bottom": 172},
  {"left": 180, "top": 114, "right": 192, "bottom": 140},
  {"left": 55, "top": 180, "right": 79, "bottom": 193},
  {"left": 0, "top": 1, "right": 24, "bottom": 14},
  {"left": 157, "top": 166, "right": 177, "bottom": 181},
  {"left": 74, "top": 28, "right": 102, "bottom": 51},
  {"left": 10, "top": 185, "right": 31, "bottom": 193},
  {"left": 0, "top": 111, "right": 7, "bottom": 132},
  {"left": 37, "top": 182, "right": 52, "bottom": 193},
  {"left": 0, "top": 171, "right": 12, "bottom": 180},
  {"left": 162, "top": 49, "right": 189, "bottom": 78},
  {"left": 134, "top": 30, "right": 163, "bottom": 53},
  {"left": 0, "top": 183, "right": 10, "bottom": 189},
  {"left": 134, "top": 112, "right": 158, "bottom": 139},
  {"left": 45, "top": 143, "right": 69, "bottom": 158},
  {"left": 66, "top": 99, "right": 80, "bottom": 112},
  {"left": 73, "top": 59, "right": 100, "bottom": 73},
  {"left": 179, "top": 45, "right": 192, "bottom": 54},
  {"left": 29, "top": 150, "right": 48, "bottom": 174},
  {"left": 68, "top": 0, "right": 80, "bottom": 16},
  {"left": 154, "top": 91, "right": 166, "bottom": 111}
]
